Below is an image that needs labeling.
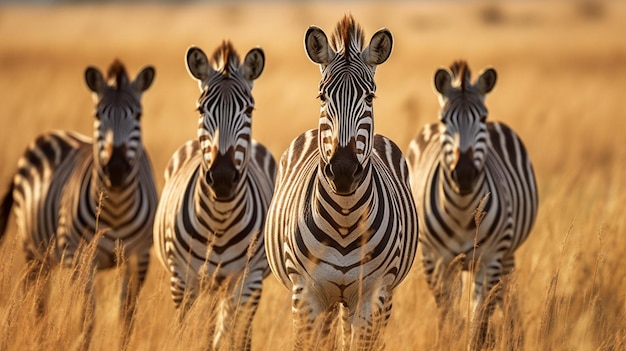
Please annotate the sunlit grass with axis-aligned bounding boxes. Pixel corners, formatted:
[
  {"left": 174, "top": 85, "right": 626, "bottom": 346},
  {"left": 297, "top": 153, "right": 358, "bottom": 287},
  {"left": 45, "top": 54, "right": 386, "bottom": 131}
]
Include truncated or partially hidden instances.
[{"left": 1, "top": 1, "right": 625, "bottom": 350}]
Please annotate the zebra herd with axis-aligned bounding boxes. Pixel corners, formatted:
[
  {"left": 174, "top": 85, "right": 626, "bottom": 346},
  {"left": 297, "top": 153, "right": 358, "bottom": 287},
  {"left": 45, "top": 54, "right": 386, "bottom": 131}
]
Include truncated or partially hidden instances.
[{"left": 0, "top": 14, "right": 537, "bottom": 351}]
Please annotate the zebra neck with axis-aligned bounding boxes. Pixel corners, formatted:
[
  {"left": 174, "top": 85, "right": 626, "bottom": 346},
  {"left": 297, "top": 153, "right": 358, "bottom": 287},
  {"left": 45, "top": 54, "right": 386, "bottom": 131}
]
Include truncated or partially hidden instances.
[
  {"left": 194, "top": 168, "right": 248, "bottom": 231},
  {"left": 437, "top": 164, "right": 488, "bottom": 219},
  {"left": 89, "top": 169, "right": 140, "bottom": 227},
  {"left": 315, "top": 163, "right": 374, "bottom": 224}
]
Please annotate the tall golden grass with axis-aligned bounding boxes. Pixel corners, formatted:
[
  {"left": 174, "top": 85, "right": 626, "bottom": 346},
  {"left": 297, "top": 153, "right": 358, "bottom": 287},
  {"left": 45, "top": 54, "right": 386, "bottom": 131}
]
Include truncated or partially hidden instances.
[{"left": 1, "top": 1, "right": 625, "bottom": 350}]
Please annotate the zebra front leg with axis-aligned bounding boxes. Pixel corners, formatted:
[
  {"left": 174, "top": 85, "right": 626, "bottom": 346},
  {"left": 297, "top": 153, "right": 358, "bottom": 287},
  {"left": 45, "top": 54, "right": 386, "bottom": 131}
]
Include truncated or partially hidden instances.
[
  {"left": 498, "top": 255, "right": 524, "bottom": 350},
  {"left": 422, "top": 253, "right": 465, "bottom": 336},
  {"left": 63, "top": 251, "right": 97, "bottom": 351},
  {"left": 291, "top": 281, "right": 336, "bottom": 351},
  {"left": 119, "top": 251, "right": 150, "bottom": 344},
  {"left": 169, "top": 270, "right": 197, "bottom": 321},
  {"left": 470, "top": 260, "right": 503, "bottom": 351},
  {"left": 216, "top": 282, "right": 262, "bottom": 351},
  {"left": 347, "top": 287, "right": 391, "bottom": 351},
  {"left": 170, "top": 271, "right": 220, "bottom": 348},
  {"left": 22, "top": 250, "right": 50, "bottom": 317}
]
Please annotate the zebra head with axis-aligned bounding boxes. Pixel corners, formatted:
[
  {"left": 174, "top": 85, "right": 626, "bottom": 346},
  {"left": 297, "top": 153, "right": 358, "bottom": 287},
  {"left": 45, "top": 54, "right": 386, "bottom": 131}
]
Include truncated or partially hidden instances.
[
  {"left": 434, "top": 61, "right": 497, "bottom": 195},
  {"left": 305, "top": 15, "right": 392, "bottom": 195},
  {"left": 185, "top": 42, "right": 264, "bottom": 201},
  {"left": 85, "top": 60, "right": 155, "bottom": 189}
]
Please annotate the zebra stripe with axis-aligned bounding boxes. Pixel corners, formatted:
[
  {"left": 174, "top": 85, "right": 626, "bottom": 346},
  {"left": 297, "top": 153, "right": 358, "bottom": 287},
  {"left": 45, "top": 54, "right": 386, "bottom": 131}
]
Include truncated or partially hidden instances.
[
  {"left": 406, "top": 60, "right": 538, "bottom": 349},
  {"left": 265, "top": 16, "right": 418, "bottom": 351},
  {"left": 153, "top": 42, "right": 276, "bottom": 351},
  {"left": 0, "top": 60, "right": 158, "bottom": 334}
]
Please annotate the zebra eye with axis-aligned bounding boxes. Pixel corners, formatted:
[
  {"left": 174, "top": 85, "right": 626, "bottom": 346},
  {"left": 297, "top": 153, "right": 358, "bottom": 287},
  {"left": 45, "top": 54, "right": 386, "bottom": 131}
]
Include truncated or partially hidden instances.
[
  {"left": 136, "top": 112, "right": 142, "bottom": 120},
  {"left": 94, "top": 111, "right": 101, "bottom": 120},
  {"left": 317, "top": 93, "right": 327, "bottom": 103},
  {"left": 364, "top": 93, "right": 375, "bottom": 105},
  {"left": 245, "top": 106, "right": 254, "bottom": 116},
  {"left": 480, "top": 114, "right": 487, "bottom": 123}
]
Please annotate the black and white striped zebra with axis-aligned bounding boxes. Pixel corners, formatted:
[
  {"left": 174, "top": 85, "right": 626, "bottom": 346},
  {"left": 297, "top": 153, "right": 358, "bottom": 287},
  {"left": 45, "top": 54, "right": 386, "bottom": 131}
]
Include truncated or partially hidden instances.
[
  {"left": 0, "top": 60, "right": 158, "bottom": 333},
  {"left": 265, "top": 16, "right": 419, "bottom": 351},
  {"left": 406, "top": 61, "right": 538, "bottom": 349},
  {"left": 152, "top": 42, "right": 276, "bottom": 351}
]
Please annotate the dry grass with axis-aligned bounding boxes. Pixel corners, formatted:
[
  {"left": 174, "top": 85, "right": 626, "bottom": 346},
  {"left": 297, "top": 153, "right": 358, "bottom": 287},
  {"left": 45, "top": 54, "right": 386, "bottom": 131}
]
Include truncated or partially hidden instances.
[{"left": 1, "top": 1, "right": 625, "bottom": 350}]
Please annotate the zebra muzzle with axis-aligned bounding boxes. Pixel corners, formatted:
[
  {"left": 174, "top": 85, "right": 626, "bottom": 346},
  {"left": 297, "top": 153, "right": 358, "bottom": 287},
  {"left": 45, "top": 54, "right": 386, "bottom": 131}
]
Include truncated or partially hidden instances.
[
  {"left": 325, "top": 147, "right": 364, "bottom": 195},
  {"left": 451, "top": 150, "right": 478, "bottom": 195},
  {"left": 104, "top": 146, "right": 131, "bottom": 188},
  {"left": 206, "top": 153, "right": 240, "bottom": 200}
]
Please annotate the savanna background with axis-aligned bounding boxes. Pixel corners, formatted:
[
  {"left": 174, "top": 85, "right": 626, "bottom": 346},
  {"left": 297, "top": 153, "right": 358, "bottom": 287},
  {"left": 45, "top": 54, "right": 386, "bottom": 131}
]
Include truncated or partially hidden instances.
[{"left": 0, "top": 1, "right": 625, "bottom": 350}]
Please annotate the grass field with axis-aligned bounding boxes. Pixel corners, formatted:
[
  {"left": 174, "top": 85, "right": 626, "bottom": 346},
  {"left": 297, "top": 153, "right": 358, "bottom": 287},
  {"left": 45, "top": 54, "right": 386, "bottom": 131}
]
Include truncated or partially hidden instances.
[{"left": 1, "top": 1, "right": 625, "bottom": 350}]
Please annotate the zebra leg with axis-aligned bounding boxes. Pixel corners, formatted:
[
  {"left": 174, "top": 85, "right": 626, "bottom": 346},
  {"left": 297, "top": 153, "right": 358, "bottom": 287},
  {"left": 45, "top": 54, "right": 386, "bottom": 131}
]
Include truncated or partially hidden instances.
[
  {"left": 22, "top": 250, "right": 49, "bottom": 317},
  {"left": 216, "top": 282, "right": 262, "bottom": 351},
  {"left": 291, "top": 281, "right": 335, "bottom": 351},
  {"left": 22, "top": 236, "right": 58, "bottom": 317},
  {"left": 62, "top": 250, "right": 97, "bottom": 351},
  {"left": 470, "top": 259, "right": 503, "bottom": 351},
  {"left": 422, "top": 253, "right": 464, "bottom": 334},
  {"left": 119, "top": 250, "right": 150, "bottom": 345},
  {"left": 169, "top": 269, "right": 197, "bottom": 320},
  {"left": 350, "top": 287, "right": 392, "bottom": 351},
  {"left": 499, "top": 254, "right": 524, "bottom": 350}
]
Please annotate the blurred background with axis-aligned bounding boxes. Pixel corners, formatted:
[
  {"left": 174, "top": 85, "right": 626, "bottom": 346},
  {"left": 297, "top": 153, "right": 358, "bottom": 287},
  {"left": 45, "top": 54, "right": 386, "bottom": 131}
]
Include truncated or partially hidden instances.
[{"left": 0, "top": 1, "right": 624, "bottom": 350}]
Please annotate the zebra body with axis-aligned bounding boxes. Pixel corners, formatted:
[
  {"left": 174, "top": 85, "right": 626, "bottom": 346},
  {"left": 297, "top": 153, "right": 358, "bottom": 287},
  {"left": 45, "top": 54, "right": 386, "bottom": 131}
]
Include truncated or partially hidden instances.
[
  {"left": 407, "top": 61, "right": 538, "bottom": 349},
  {"left": 0, "top": 61, "right": 158, "bottom": 337},
  {"left": 12, "top": 131, "right": 156, "bottom": 267},
  {"left": 153, "top": 42, "right": 276, "bottom": 351},
  {"left": 265, "top": 16, "right": 418, "bottom": 351}
]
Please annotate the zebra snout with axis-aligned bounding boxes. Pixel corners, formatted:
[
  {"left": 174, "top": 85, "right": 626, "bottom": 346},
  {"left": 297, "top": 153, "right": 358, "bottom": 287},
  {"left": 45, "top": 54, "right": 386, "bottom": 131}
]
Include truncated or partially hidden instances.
[
  {"left": 206, "top": 154, "right": 240, "bottom": 200},
  {"left": 325, "top": 148, "right": 364, "bottom": 195},
  {"left": 451, "top": 150, "right": 478, "bottom": 195},
  {"left": 104, "top": 146, "right": 131, "bottom": 188}
]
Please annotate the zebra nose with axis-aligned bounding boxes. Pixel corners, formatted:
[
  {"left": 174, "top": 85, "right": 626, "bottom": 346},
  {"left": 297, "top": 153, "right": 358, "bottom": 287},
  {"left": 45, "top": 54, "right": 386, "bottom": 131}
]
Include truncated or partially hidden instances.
[
  {"left": 451, "top": 149, "right": 477, "bottom": 194},
  {"left": 325, "top": 146, "right": 363, "bottom": 195},
  {"left": 104, "top": 146, "right": 131, "bottom": 188},
  {"left": 206, "top": 169, "right": 240, "bottom": 185},
  {"left": 206, "top": 153, "right": 239, "bottom": 200}
]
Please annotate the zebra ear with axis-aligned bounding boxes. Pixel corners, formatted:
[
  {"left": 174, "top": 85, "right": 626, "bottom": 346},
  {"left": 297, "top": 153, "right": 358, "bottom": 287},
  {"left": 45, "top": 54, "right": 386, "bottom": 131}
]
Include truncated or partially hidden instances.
[
  {"left": 363, "top": 28, "right": 393, "bottom": 66},
  {"left": 434, "top": 68, "right": 452, "bottom": 95},
  {"left": 477, "top": 68, "right": 497, "bottom": 94},
  {"left": 304, "top": 26, "right": 334, "bottom": 65},
  {"left": 186, "top": 46, "right": 212, "bottom": 82},
  {"left": 132, "top": 66, "right": 155, "bottom": 93},
  {"left": 240, "top": 48, "right": 265, "bottom": 82},
  {"left": 85, "top": 66, "right": 105, "bottom": 94}
]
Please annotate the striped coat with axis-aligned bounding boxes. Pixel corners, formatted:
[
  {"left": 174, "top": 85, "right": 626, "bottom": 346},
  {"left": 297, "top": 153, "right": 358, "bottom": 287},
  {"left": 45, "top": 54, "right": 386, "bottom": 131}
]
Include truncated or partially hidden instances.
[
  {"left": 407, "top": 60, "right": 538, "bottom": 349},
  {"left": 0, "top": 60, "right": 158, "bottom": 337},
  {"left": 153, "top": 42, "right": 276, "bottom": 351},
  {"left": 265, "top": 16, "right": 419, "bottom": 351}
]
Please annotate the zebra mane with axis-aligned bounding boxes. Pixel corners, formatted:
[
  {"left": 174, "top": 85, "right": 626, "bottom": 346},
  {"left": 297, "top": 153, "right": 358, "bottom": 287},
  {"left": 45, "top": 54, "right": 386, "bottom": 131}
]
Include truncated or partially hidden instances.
[
  {"left": 331, "top": 14, "right": 365, "bottom": 60},
  {"left": 449, "top": 60, "right": 471, "bottom": 91},
  {"left": 211, "top": 40, "right": 241, "bottom": 77},
  {"left": 106, "top": 59, "right": 129, "bottom": 89}
]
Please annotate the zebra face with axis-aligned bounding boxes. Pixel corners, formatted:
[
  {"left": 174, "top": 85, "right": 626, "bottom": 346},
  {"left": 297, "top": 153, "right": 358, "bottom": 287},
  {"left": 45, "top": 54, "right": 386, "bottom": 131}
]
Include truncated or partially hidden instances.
[
  {"left": 434, "top": 62, "right": 497, "bottom": 195},
  {"left": 85, "top": 61, "right": 155, "bottom": 189},
  {"left": 304, "top": 16, "right": 392, "bottom": 195},
  {"left": 186, "top": 44, "right": 264, "bottom": 201}
]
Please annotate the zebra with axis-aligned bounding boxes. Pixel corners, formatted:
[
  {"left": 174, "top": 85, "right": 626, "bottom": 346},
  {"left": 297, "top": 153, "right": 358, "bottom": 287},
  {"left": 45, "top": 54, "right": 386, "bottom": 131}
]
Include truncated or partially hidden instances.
[
  {"left": 152, "top": 42, "right": 276, "bottom": 351},
  {"left": 264, "top": 15, "right": 419, "bottom": 351},
  {"left": 0, "top": 60, "right": 158, "bottom": 341},
  {"left": 406, "top": 60, "right": 538, "bottom": 349}
]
